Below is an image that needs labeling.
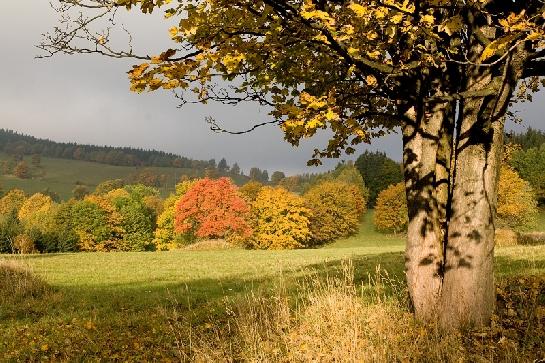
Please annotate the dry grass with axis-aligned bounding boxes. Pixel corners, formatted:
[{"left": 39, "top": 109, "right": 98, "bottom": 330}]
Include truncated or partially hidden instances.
[
  {"left": 495, "top": 229, "right": 519, "bottom": 247},
  {"left": 0, "top": 259, "right": 56, "bottom": 319},
  {"left": 162, "top": 262, "right": 545, "bottom": 362}
]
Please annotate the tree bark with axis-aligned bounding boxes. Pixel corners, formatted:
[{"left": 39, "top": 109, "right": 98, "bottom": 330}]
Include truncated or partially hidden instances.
[{"left": 403, "top": 99, "right": 453, "bottom": 321}]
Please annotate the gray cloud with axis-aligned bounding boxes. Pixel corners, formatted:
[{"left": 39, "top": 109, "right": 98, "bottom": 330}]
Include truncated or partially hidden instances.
[{"left": 0, "top": 3, "right": 542, "bottom": 176}]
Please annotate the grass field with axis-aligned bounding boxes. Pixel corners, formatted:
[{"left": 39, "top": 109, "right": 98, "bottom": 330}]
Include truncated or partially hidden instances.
[
  {"left": 0, "top": 153, "right": 247, "bottom": 200},
  {"left": 1, "top": 215, "right": 545, "bottom": 360}
]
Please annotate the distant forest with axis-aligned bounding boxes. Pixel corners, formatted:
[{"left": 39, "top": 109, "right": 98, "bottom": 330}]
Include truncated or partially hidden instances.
[{"left": 0, "top": 129, "right": 222, "bottom": 171}]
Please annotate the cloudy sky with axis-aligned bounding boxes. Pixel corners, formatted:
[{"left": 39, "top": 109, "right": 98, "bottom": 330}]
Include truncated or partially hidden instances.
[{"left": 0, "top": 3, "right": 543, "bottom": 175}]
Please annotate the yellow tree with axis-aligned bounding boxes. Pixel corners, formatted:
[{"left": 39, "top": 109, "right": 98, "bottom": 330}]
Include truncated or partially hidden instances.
[
  {"left": 43, "top": 0, "right": 545, "bottom": 328},
  {"left": 247, "top": 187, "right": 312, "bottom": 250}
]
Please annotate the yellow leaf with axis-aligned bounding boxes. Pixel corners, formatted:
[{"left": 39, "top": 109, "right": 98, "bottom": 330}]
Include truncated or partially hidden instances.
[{"left": 366, "top": 75, "right": 378, "bottom": 87}]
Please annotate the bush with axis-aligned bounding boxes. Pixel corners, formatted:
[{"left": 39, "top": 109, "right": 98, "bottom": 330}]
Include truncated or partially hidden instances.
[
  {"left": 374, "top": 182, "right": 408, "bottom": 233},
  {"left": 246, "top": 187, "right": 312, "bottom": 249},
  {"left": 497, "top": 166, "right": 538, "bottom": 232},
  {"left": 175, "top": 178, "right": 251, "bottom": 241},
  {"left": 304, "top": 181, "right": 366, "bottom": 244}
]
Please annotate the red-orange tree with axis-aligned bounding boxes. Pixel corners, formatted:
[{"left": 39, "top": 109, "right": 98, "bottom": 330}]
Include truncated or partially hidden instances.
[{"left": 174, "top": 178, "right": 251, "bottom": 241}]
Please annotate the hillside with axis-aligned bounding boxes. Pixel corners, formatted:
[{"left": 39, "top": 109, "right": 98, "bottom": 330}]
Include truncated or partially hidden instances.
[{"left": 0, "top": 153, "right": 248, "bottom": 200}]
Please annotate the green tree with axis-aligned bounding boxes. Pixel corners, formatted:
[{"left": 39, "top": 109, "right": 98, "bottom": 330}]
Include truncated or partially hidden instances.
[
  {"left": 355, "top": 151, "right": 403, "bottom": 207},
  {"left": 45, "top": 0, "right": 545, "bottom": 328},
  {"left": 510, "top": 145, "right": 545, "bottom": 205},
  {"left": 270, "top": 171, "right": 286, "bottom": 185}
]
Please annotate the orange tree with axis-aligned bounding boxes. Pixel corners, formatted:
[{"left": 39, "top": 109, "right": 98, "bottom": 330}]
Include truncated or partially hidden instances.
[
  {"left": 246, "top": 186, "right": 312, "bottom": 250},
  {"left": 44, "top": 0, "right": 545, "bottom": 328},
  {"left": 174, "top": 178, "right": 251, "bottom": 241}
]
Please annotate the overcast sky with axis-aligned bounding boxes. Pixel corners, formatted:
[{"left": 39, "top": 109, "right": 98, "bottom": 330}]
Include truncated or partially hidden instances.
[{"left": 1, "top": 3, "right": 543, "bottom": 175}]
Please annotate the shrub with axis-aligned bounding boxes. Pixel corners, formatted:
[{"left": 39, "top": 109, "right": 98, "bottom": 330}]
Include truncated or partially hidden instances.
[
  {"left": 246, "top": 187, "right": 312, "bottom": 249},
  {"left": 497, "top": 166, "right": 538, "bottom": 232},
  {"left": 304, "top": 181, "right": 366, "bottom": 244},
  {"left": 175, "top": 178, "right": 251, "bottom": 241},
  {"left": 374, "top": 182, "right": 408, "bottom": 233}
]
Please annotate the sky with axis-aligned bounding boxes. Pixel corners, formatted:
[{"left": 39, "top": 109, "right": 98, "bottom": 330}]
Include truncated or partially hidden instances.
[{"left": 0, "top": 3, "right": 543, "bottom": 175}]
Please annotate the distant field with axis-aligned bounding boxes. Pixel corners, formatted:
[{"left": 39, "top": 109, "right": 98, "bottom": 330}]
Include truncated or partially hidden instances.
[
  {"left": 1, "top": 215, "right": 544, "bottom": 360},
  {"left": 0, "top": 153, "right": 246, "bottom": 199}
]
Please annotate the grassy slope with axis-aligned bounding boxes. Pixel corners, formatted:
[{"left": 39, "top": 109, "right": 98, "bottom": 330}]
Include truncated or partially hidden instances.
[
  {"left": 1, "top": 216, "right": 544, "bottom": 359},
  {"left": 0, "top": 153, "right": 247, "bottom": 199}
]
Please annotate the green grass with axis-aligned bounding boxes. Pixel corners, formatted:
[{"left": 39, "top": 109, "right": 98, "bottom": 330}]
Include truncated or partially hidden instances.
[
  {"left": 1, "top": 217, "right": 544, "bottom": 360},
  {"left": 0, "top": 153, "right": 247, "bottom": 200}
]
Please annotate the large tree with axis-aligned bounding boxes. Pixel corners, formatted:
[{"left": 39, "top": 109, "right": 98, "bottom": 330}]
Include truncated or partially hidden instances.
[{"left": 42, "top": 0, "right": 545, "bottom": 329}]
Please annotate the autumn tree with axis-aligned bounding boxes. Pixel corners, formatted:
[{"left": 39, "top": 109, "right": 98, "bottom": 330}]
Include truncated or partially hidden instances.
[
  {"left": 0, "top": 189, "right": 27, "bottom": 216},
  {"left": 13, "top": 161, "right": 30, "bottom": 179},
  {"left": 304, "top": 180, "right": 366, "bottom": 244},
  {"left": 44, "top": 0, "right": 545, "bottom": 328},
  {"left": 154, "top": 179, "right": 197, "bottom": 250},
  {"left": 510, "top": 144, "right": 545, "bottom": 205},
  {"left": 497, "top": 166, "right": 539, "bottom": 232},
  {"left": 374, "top": 182, "right": 409, "bottom": 234},
  {"left": 175, "top": 178, "right": 251, "bottom": 241},
  {"left": 247, "top": 187, "right": 312, "bottom": 250},
  {"left": 238, "top": 180, "right": 264, "bottom": 203}
]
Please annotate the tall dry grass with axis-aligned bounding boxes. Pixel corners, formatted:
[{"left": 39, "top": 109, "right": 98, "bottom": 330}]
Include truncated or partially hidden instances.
[{"left": 163, "top": 261, "right": 545, "bottom": 362}]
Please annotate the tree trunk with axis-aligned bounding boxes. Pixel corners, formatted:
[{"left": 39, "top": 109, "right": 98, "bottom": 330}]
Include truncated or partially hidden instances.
[{"left": 403, "top": 99, "right": 453, "bottom": 321}]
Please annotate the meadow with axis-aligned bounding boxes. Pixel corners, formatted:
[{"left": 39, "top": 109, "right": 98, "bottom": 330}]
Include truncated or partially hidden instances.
[
  {"left": 1, "top": 215, "right": 545, "bottom": 361},
  {"left": 0, "top": 153, "right": 248, "bottom": 200}
]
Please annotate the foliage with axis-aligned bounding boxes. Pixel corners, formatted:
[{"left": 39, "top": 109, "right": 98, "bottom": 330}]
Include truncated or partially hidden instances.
[
  {"left": 506, "top": 127, "right": 545, "bottom": 151},
  {"left": 0, "top": 189, "right": 27, "bottom": 215},
  {"left": 238, "top": 180, "right": 263, "bottom": 202},
  {"left": 94, "top": 179, "right": 125, "bottom": 195},
  {"left": 72, "top": 185, "right": 89, "bottom": 200},
  {"left": 0, "top": 128, "right": 217, "bottom": 170},
  {"left": 17, "top": 193, "right": 54, "bottom": 222},
  {"left": 355, "top": 151, "right": 403, "bottom": 206},
  {"left": 0, "top": 212, "right": 22, "bottom": 253},
  {"left": 249, "top": 168, "right": 269, "bottom": 183},
  {"left": 304, "top": 181, "right": 366, "bottom": 245},
  {"left": 270, "top": 171, "right": 286, "bottom": 185},
  {"left": 175, "top": 178, "right": 250, "bottom": 241},
  {"left": 510, "top": 145, "right": 545, "bottom": 205},
  {"left": 106, "top": 185, "right": 160, "bottom": 251},
  {"left": 246, "top": 187, "right": 312, "bottom": 249},
  {"left": 13, "top": 234, "right": 37, "bottom": 254},
  {"left": 71, "top": 196, "right": 124, "bottom": 251},
  {"left": 497, "top": 166, "right": 538, "bottom": 232},
  {"left": 13, "top": 161, "right": 30, "bottom": 179},
  {"left": 154, "top": 179, "right": 197, "bottom": 250},
  {"left": 374, "top": 182, "right": 408, "bottom": 234}
]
